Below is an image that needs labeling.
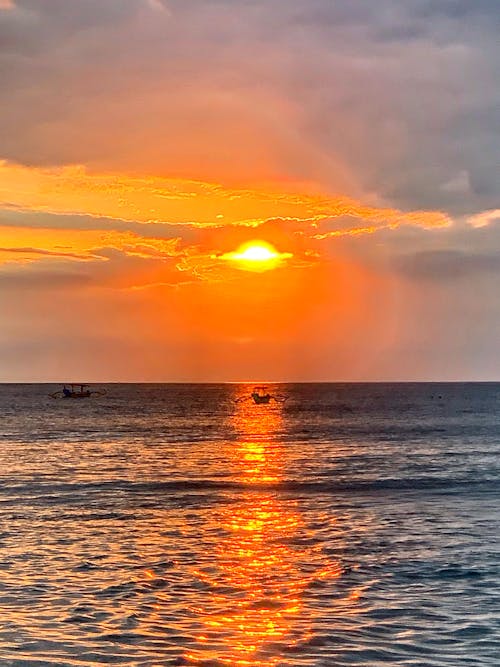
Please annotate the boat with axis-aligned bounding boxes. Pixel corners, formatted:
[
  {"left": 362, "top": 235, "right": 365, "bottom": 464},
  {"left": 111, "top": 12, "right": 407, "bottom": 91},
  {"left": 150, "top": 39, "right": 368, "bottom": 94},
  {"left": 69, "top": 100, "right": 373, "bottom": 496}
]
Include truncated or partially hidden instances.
[
  {"left": 235, "top": 386, "right": 288, "bottom": 405},
  {"left": 251, "top": 386, "right": 272, "bottom": 404},
  {"left": 50, "top": 384, "right": 106, "bottom": 399}
]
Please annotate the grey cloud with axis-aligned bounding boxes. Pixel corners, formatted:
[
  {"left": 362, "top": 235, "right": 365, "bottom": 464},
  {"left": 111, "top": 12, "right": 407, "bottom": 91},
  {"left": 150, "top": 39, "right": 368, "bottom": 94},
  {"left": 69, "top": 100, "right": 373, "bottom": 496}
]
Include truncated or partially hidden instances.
[
  {"left": 0, "top": 0, "right": 140, "bottom": 55},
  {"left": 0, "top": 245, "right": 194, "bottom": 291},
  {"left": 394, "top": 249, "right": 500, "bottom": 280},
  {"left": 414, "top": 0, "right": 500, "bottom": 24},
  {"left": 0, "top": 0, "right": 498, "bottom": 214},
  {"left": 0, "top": 208, "right": 200, "bottom": 242},
  {"left": 0, "top": 246, "right": 93, "bottom": 260},
  {"left": 0, "top": 267, "right": 91, "bottom": 288}
]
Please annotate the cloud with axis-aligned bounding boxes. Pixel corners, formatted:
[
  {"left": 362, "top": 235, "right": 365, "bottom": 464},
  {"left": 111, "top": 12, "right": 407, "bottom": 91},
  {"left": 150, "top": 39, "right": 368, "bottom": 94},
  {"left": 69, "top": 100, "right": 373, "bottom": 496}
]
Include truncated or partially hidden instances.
[
  {"left": 0, "top": 246, "right": 95, "bottom": 260},
  {"left": 0, "top": 160, "right": 453, "bottom": 232},
  {"left": 0, "top": 208, "right": 202, "bottom": 245},
  {"left": 0, "top": 157, "right": 459, "bottom": 290},
  {"left": 467, "top": 208, "right": 500, "bottom": 228},
  {"left": 440, "top": 170, "right": 472, "bottom": 195},
  {"left": 147, "top": 0, "right": 170, "bottom": 13},
  {"left": 393, "top": 249, "right": 500, "bottom": 281},
  {"left": 0, "top": 0, "right": 499, "bottom": 381},
  {"left": 0, "top": 247, "right": 190, "bottom": 291},
  {"left": 0, "top": 1, "right": 498, "bottom": 215},
  {"left": 0, "top": 267, "right": 91, "bottom": 289}
]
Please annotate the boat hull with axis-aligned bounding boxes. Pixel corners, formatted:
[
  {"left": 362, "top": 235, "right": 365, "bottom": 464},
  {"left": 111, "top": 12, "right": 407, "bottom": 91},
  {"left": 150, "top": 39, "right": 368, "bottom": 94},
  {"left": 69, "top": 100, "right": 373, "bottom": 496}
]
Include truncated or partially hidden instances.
[{"left": 251, "top": 393, "right": 271, "bottom": 404}]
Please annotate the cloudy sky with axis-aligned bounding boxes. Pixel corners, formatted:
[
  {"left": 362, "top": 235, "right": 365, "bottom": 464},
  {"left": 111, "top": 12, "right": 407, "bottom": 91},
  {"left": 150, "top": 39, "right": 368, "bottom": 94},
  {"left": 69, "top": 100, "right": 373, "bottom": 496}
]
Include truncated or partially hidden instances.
[{"left": 0, "top": 0, "right": 499, "bottom": 381}]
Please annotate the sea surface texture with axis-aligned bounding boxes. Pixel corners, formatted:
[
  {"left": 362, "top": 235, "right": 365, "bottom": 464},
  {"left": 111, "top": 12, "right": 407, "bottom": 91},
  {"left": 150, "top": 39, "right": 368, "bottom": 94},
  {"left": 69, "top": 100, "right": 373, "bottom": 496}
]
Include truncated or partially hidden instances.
[{"left": 0, "top": 383, "right": 499, "bottom": 666}]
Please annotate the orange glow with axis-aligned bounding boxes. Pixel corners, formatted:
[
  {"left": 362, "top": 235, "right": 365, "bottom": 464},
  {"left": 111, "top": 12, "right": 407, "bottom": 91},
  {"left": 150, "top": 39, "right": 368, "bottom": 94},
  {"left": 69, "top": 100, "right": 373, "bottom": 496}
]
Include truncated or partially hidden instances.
[
  {"left": 0, "top": 224, "right": 183, "bottom": 269},
  {"left": 184, "top": 394, "right": 345, "bottom": 665},
  {"left": 0, "top": 159, "right": 427, "bottom": 382},
  {"left": 186, "top": 400, "right": 303, "bottom": 665},
  {"left": 217, "top": 240, "right": 293, "bottom": 272},
  {"left": 0, "top": 160, "right": 451, "bottom": 230}
]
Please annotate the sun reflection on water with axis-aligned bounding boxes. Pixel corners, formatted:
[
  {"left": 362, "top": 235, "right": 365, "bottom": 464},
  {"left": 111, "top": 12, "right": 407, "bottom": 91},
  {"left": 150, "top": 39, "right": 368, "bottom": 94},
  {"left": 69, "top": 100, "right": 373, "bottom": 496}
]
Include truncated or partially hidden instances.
[{"left": 184, "top": 391, "right": 342, "bottom": 666}]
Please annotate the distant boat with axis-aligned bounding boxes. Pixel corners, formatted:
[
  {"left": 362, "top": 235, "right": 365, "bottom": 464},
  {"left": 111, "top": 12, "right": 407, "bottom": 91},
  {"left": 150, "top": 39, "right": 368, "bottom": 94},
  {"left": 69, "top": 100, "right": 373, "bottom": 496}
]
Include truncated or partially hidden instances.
[
  {"left": 236, "top": 386, "right": 288, "bottom": 405},
  {"left": 251, "top": 386, "right": 272, "bottom": 404},
  {"left": 50, "top": 384, "right": 106, "bottom": 399}
]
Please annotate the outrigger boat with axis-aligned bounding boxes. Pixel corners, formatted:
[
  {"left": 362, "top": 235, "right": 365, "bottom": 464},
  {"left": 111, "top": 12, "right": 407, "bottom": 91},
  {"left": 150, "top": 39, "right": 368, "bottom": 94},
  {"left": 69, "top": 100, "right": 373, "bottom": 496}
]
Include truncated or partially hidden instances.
[
  {"left": 50, "top": 384, "right": 106, "bottom": 399},
  {"left": 236, "top": 386, "right": 288, "bottom": 405},
  {"left": 251, "top": 386, "right": 272, "bottom": 404}
]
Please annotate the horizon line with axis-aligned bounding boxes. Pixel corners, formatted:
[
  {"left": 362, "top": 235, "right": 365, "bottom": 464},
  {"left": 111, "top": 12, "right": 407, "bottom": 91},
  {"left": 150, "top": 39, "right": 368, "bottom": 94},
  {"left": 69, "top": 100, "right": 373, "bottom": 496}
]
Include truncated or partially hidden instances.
[{"left": 1, "top": 380, "right": 500, "bottom": 385}]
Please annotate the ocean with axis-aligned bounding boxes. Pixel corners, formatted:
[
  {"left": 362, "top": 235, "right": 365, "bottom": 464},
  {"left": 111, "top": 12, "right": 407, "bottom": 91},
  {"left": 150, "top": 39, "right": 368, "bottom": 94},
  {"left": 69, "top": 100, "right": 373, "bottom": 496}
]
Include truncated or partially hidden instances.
[{"left": 0, "top": 383, "right": 499, "bottom": 666}]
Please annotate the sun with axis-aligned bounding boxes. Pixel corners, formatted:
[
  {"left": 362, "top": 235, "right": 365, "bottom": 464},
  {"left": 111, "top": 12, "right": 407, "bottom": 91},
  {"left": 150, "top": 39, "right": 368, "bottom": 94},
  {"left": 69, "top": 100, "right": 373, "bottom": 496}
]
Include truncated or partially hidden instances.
[
  {"left": 218, "top": 240, "right": 293, "bottom": 272},
  {"left": 237, "top": 243, "right": 278, "bottom": 262}
]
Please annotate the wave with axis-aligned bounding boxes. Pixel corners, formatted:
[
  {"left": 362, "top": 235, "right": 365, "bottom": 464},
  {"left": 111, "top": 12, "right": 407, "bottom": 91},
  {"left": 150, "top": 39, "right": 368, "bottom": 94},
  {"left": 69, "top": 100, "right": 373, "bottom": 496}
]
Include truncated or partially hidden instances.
[{"left": 1, "top": 475, "right": 499, "bottom": 502}]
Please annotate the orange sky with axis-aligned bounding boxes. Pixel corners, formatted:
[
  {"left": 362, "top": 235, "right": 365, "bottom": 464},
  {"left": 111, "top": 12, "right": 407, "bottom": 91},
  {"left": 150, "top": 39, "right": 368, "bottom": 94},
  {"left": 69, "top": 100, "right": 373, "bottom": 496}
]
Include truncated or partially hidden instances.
[
  {"left": 0, "top": 159, "right": 496, "bottom": 382},
  {"left": 1, "top": 0, "right": 499, "bottom": 381},
  {"left": 0, "top": 159, "right": 452, "bottom": 381}
]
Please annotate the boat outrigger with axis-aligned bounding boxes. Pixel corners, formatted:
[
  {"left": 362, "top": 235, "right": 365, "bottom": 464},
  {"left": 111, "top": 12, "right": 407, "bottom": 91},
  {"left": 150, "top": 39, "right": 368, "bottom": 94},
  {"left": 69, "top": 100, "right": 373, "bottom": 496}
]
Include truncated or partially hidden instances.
[
  {"left": 236, "top": 386, "right": 288, "bottom": 405},
  {"left": 50, "top": 384, "right": 106, "bottom": 399}
]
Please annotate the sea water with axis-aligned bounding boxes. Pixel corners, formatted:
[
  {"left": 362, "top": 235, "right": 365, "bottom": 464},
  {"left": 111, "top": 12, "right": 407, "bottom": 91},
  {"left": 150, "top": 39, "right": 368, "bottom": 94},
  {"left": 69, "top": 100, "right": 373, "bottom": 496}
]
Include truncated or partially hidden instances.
[{"left": 0, "top": 383, "right": 499, "bottom": 666}]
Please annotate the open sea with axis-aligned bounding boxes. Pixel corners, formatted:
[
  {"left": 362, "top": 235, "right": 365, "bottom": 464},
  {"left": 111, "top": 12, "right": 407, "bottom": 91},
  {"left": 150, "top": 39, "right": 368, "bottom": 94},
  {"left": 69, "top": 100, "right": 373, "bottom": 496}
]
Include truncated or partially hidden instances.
[{"left": 0, "top": 382, "right": 499, "bottom": 666}]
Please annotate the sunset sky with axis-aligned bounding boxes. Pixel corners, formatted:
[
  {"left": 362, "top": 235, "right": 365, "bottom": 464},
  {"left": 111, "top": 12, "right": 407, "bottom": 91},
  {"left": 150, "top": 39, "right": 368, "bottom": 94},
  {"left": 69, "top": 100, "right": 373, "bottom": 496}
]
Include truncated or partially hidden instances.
[{"left": 1, "top": 0, "right": 499, "bottom": 381}]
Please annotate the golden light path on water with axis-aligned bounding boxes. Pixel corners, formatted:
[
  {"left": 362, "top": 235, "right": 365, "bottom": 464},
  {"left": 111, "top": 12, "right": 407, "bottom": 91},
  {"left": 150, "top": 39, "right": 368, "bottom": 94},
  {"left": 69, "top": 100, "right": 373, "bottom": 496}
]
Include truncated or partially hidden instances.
[{"left": 183, "top": 391, "right": 344, "bottom": 666}]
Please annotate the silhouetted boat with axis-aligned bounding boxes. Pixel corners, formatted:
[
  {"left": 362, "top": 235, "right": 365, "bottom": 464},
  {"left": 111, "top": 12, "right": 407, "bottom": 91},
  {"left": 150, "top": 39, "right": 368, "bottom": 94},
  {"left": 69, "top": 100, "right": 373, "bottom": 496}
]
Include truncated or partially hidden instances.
[
  {"left": 50, "top": 384, "right": 106, "bottom": 399},
  {"left": 235, "top": 386, "right": 288, "bottom": 405},
  {"left": 251, "top": 386, "right": 272, "bottom": 404}
]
